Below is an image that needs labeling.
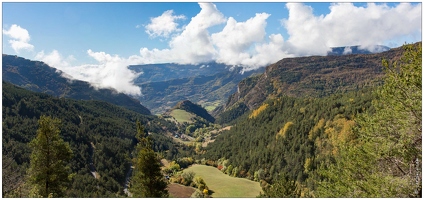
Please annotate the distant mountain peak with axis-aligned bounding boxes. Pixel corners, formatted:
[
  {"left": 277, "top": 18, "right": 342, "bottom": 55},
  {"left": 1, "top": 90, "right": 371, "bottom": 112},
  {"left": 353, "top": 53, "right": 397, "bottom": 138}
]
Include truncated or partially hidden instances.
[{"left": 327, "top": 45, "right": 390, "bottom": 56}]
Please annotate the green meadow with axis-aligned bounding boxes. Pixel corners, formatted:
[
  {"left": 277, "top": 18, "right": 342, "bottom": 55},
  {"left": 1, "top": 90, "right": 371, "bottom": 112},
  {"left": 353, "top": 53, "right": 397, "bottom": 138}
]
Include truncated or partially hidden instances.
[{"left": 184, "top": 164, "right": 262, "bottom": 198}]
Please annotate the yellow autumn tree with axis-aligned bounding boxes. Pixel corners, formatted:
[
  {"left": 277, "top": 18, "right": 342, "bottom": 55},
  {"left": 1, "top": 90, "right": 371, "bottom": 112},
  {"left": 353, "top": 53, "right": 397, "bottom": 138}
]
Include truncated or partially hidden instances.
[{"left": 276, "top": 121, "right": 294, "bottom": 139}]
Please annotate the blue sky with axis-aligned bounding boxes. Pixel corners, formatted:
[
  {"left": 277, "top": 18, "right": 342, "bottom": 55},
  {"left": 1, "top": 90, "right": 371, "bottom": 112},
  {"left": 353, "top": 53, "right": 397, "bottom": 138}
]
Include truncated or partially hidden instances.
[{"left": 2, "top": 2, "right": 422, "bottom": 95}]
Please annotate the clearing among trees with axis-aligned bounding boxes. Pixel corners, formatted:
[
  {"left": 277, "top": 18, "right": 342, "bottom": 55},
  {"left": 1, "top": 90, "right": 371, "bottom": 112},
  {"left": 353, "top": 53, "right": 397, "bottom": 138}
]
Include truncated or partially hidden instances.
[{"left": 183, "top": 164, "right": 262, "bottom": 198}]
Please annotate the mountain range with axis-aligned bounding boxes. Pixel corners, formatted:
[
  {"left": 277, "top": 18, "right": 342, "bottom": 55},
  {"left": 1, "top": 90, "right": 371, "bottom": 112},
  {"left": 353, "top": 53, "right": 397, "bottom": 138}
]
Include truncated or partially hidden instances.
[
  {"left": 2, "top": 54, "right": 151, "bottom": 115},
  {"left": 2, "top": 44, "right": 390, "bottom": 116}
]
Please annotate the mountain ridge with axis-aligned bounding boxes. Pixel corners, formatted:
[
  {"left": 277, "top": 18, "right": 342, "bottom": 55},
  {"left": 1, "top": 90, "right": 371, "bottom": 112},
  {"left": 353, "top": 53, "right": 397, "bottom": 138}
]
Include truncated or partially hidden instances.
[
  {"left": 2, "top": 54, "right": 151, "bottom": 115},
  {"left": 214, "top": 43, "right": 410, "bottom": 124}
]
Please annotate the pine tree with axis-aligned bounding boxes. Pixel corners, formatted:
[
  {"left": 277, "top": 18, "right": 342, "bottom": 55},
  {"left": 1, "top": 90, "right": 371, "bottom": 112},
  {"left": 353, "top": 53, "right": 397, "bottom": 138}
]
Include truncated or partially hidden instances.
[
  {"left": 317, "top": 43, "right": 422, "bottom": 197},
  {"left": 27, "top": 115, "right": 73, "bottom": 197},
  {"left": 258, "top": 173, "right": 301, "bottom": 198},
  {"left": 130, "top": 120, "right": 168, "bottom": 197}
]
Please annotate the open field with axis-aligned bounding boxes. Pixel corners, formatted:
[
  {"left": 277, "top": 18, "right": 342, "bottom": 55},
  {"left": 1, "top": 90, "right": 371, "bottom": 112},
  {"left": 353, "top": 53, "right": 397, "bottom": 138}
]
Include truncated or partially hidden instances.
[
  {"left": 183, "top": 164, "right": 262, "bottom": 198},
  {"left": 169, "top": 109, "right": 194, "bottom": 123},
  {"left": 167, "top": 183, "right": 196, "bottom": 198}
]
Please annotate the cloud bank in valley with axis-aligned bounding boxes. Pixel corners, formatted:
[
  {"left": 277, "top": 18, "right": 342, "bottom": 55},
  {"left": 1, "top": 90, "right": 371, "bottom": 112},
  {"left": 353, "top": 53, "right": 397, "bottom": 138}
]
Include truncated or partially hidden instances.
[
  {"left": 34, "top": 49, "right": 144, "bottom": 96},
  {"left": 3, "top": 2, "right": 421, "bottom": 96}
]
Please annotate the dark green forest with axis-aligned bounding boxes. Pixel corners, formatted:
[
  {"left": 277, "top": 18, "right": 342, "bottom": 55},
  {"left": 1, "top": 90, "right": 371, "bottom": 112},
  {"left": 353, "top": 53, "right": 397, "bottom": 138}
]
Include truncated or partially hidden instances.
[
  {"left": 204, "top": 87, "right": 376, "bottom": 184},
  {"left": 2, "top": 81, "right": 191, "bottom": 197}
]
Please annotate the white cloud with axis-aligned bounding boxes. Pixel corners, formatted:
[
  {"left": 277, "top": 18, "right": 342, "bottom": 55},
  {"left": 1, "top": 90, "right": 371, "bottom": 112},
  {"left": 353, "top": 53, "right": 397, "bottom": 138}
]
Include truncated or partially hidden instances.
[
  {"left": 3, "top": 24, "right": 34, "bottom": 53},
  {"left": 211, "top": 13, "right": 271, "bottom": 66},
  {"left": 35, "top": 50, "right": 73, "bottom": 69},
  {"left": 343, "top": 46, "right": 352, "bottom": 55},
  {"left": 145, "top": 10, "right": 186, "bottom": 38},
  {"left": 35, "top": 49, "right": 143, "bottom": 96},
  {"left": 241, "top": 34, "right": 294, "bottom": 71},
  {"left": 138, "top": 2, "right": 226, "bottom": 64},
  {"left": 282, "top": 2, "right": 422, "bottom": 56},
  {"left": 209, "top": 12, "right": 296, "bottom": 70}
]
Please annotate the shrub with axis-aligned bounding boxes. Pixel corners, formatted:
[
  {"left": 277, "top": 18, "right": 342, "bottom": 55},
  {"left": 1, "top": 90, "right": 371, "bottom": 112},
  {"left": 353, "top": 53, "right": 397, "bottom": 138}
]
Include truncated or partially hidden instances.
[
  {"left": 203, "top": 189, "right": 209, "bottom": 197},
  {"left": 193, "top": 176, "right": 207, "bottom": 190},
  {"left": 181, "top": 171, "right": 195, "bottom": 186}
]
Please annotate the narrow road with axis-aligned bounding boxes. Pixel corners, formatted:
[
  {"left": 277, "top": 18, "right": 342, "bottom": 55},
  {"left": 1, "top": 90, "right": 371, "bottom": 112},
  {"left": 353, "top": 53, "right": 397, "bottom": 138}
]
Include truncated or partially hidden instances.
[
  {"left": 123, "top": 165, "right": 134, "bottom": 197},
  {"left": 89, "top": 142, "right": 100, "bottom": 179}
]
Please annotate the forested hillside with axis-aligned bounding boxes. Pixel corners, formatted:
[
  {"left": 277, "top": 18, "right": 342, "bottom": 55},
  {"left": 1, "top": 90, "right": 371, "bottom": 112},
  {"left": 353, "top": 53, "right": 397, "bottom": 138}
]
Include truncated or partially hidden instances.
[
  {"left": 2, "top": 81, "right": 187, "bottom": 197},
  {"left": 204, "top": 87, "right": 376, "bottom": 184},
  {"left": 202, "top": 42, "right": 422, "bottom": 198},
  {"left": 2, "top": 55, "right": 151, "bottom": 115},
  {"left": 215, "top": 45, "right": 404, "bottom": 124}
]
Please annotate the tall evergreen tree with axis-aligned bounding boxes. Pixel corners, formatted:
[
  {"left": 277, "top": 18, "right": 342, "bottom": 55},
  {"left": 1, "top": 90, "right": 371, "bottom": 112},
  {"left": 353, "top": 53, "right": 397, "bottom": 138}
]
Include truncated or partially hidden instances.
[
  {"left": 27, "top": 115, "right": 73, "bottom": 197},
  {"left": 130, "top": 120, "right": 168, "bottom": 197}
]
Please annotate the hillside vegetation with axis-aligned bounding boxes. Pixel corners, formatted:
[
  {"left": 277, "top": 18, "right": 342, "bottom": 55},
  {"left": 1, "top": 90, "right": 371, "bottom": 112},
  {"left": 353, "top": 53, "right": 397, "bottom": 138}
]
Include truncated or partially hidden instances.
[
  {"left": 205, "top": 87, "right": 376, "bottom": 183},
  {"left": 2, "top": 42, "right": 420, "bottom": 198},
  {"left": 2, "top": 81, "right": 185, "bottom": 197},
  {"left": 215, "top": 45, "right": 404, "bottom": 124},
  {"left": 202, "top": 42, "right": 422, "bottom": 198}
]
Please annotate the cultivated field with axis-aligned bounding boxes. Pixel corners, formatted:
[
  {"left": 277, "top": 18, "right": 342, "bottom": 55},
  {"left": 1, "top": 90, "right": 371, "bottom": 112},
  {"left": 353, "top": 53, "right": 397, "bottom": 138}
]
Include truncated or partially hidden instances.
[{"left": 183, "top": 164, "right": 262, "bottom": 198}]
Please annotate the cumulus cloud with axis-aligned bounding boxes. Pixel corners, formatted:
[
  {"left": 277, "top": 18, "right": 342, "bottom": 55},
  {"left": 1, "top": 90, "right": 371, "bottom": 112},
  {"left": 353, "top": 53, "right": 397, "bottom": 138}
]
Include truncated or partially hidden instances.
[
  {"left": 211, "top": 13, "right": 271, "bottom": 66},
  {"left": 282, "top": 2, "right": 422, "bottom": 56},
  {"left": 136, "top": 2, "right": 421, "bottom": 71},
  {"left": 145, "top": 10, "right": 186, "bottom": 38},
  {"left": 35, "top": 49, "right": 143, "bottom": 96},
  {"left": 3, "top": 24, "right": 34, "bottom": 53},
  {"left": 138, "top": 4, "right": 290, "bottom": 68},
  {"left": 139, "top": 2, "right": 226, "bottom": 64}
]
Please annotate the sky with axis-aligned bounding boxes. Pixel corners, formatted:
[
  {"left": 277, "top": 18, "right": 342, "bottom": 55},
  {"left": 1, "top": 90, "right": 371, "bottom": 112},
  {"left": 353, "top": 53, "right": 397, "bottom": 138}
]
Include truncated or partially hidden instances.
[{"left": 2, "top": 2, "right": 422, "bottom": 96}]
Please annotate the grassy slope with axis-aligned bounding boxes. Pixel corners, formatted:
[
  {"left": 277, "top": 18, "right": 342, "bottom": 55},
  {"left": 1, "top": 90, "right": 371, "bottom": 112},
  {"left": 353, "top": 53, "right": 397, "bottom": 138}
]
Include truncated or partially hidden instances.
[
  {"left": 169, "top": 109, "right": 194, "bottom": 123},
  {"left": 184, "top": 164, "right": 262, "bottom": 198}
]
